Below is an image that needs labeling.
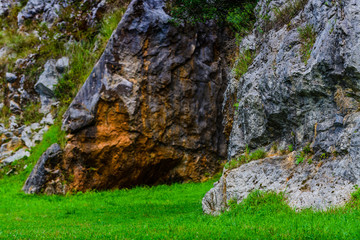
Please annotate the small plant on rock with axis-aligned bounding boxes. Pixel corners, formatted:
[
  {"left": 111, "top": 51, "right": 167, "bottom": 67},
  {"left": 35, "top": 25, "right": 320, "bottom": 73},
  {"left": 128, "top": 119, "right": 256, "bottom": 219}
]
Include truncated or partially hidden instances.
[
  {"left": 234, "top": 49, "right": 256, "bottom": 80},
  {"left": 298, "top": 24, "right": 317, "bottom": 64}
]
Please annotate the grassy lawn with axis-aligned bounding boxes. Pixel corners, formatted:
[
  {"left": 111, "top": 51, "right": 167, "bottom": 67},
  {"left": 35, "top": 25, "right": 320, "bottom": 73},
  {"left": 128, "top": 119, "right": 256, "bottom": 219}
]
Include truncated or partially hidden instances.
[{"left": 1, "top": 168, "right": 360, "bottom": 239}]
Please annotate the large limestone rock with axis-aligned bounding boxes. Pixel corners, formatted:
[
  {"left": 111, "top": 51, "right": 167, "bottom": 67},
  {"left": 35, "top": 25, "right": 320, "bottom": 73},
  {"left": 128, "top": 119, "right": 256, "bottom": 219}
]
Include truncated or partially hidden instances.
[
  {"left": 36, "top": 0, "right": 229, "bottom": 192},
  {"left": 203, "top": 0, "right": 360, "bottom": 214}
]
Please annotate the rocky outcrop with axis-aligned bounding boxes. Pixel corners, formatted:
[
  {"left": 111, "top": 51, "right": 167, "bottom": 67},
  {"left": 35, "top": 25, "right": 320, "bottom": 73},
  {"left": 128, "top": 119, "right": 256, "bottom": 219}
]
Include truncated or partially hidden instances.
[
  {"left": 35, "top": 58, "right": 69, "bottom": 113},
  {"left": 203, "top": 0, "right": 360, "bottom": 214},
  {"left": 31, "top": 0, "right": 230, "bottom": 192},
  {"left": 17, "top": 0, "right": 108, "bottom": 26},
  {"left": 22, "top": 143, "right": 64, "bottom": 194}
]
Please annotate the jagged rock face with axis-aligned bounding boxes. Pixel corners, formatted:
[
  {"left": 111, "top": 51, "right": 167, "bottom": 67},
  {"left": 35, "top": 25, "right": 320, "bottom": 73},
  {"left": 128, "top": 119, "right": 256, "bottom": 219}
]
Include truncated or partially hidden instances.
[
  {"left": 22, "top": 144, "right": 64, "bottom": 194},
  {"left": 203, "top": 0, "right": 360, "bottom": 214},
  {"left": 45, "top": 0, "right": 230, "bottom": 191}
]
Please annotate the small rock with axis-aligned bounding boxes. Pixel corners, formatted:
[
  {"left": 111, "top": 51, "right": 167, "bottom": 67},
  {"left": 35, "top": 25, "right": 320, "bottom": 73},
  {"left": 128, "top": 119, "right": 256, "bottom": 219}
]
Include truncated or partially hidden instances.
[
  {"left": 35, "top": 60, "right": 59, "bottom": 97},
  {"left": 334, "top": 114, "right": 344, "bottom": 127},
  {"left": 21, "top": 126, "right": 34, "bottom": 148},
  {"left": 9, "top": 100, "right": 20, "bottom": 113},
  {"left": 40, "top": 113, "right": 54, "bottom": 125},
  {"left": 33, "top": 125, "right": 49, "bottom": 144},
  {"left": 30, "top": 123, "right": 41, "bottom": 131},
  {"left": 0, "top": 47, "right": 8, "bottom": 58},
  {"left": 6, "top": 72, "right": 17, "bottom": 83},
  {"left": 55, "top": 57, "right": 69, "bottom": 73},
  {"left": 2, "top": 149, "right": 30, "bottom": 164}
]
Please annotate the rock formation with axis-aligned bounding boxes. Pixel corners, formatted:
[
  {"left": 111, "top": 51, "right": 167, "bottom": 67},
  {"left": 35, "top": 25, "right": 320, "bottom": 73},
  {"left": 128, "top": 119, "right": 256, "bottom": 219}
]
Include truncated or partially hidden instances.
[
  {"left": 22, "top": 143, "right": 63, "bottom": 194},
  {"left": 29, "top": 0, "right": 230, "bottom": 192},
  {"left": 203, "top": 0, "right": 360, "bottom": 214}
]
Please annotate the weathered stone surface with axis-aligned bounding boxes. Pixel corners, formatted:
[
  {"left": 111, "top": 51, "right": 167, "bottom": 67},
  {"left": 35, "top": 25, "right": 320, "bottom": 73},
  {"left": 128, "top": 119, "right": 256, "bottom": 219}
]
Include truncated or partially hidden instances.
[
  {"left": 204, "top": 0, "right": 360, "bottom": 214},
  {"left": 17, "top": 0, "right": 64, "bottom": 25},
  {"left": 5, "top": 72, "right": 17, "bottom": 83},
  {"left": 35, "top": 58, "right": 67, "bottom": 113},
  {"left": 1, "top": 149, "right": 30, "bottom": 165},
  {"left": 22, "top": 144, "right": 63, "bottom": 194},
  {"left": 9, "top": 100, "right": 20, "bottom": 113},
  {"left": 35, "top": 60, "right": 59, "bottom": 97},
  {"left": 0, "top": 0, "right": 12, "bottom": 16},
  {"left": 41, "top": 0, "right": 231, "bottom": 192},
  {"left": 55, "top": 57, "right": 69, "bottom": 73}
]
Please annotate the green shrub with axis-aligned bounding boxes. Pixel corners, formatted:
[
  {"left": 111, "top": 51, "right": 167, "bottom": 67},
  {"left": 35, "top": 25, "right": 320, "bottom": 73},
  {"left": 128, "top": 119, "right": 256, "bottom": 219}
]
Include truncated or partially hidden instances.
[
  {"left": 249, "top": 148, "right": 267, "bottom": 161},
  {"left": 225, "top": 148, "right": 267, "bottom": 170},
  {"left": 288, "top": 144, "right": 294, "bottom": 152},
  {"left": 169, "top": 0, "right": 258, "bottom": 35},
  {"left": 298, "top": 24, "right": 316, "bottom": 64},
  {"left": 296, "top": 152, "right": 305, "bottom": 164}
]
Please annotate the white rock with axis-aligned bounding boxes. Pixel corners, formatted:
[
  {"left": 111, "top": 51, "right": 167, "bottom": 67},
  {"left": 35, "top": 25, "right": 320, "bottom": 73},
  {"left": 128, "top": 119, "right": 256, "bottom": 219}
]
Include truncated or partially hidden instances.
[
  {"left": 40, "top": 113, "right": 54, "bottom": 125},
  {"left": 2, "top": 149, "right": 30, "bottom": 164},
  {"left": 5, "top": 72, "right": 17, "bottom": 83},
  {"left": 56, "top": 57, "right": 69, "bottom": 73}
]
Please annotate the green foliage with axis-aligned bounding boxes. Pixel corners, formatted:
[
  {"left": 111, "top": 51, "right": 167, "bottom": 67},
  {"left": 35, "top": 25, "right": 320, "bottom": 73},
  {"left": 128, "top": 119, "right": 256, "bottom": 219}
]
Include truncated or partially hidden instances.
[
  {"left": 169, "top": 0, "right": 258, "bottom": 34},
  {"left": 298, "top": 24, "right": 317, "bottom": 64},
  {"left": 55, "top": 7, "right": 127, "bottom": 108},
  {"left": 100, "top": 8, "right": 126, "bottom": 41},
  {"left": 288, "top": 144, "right": 294, "bottom": 152},
  {"left": 0, "top": 104, "right": 11, "bottom": 128},
  {"left": 234, "top": 48, "right": 256, "bottom": 80},
  {"left": 226, "top": 2, "right": 258, "bottom": 34},
  {"left": 21, "top": 102, "right": 44, "bottom": 125},
  {"left": 225, "top": 148, "right": 266, "bottom": 170},
  {"left": 296, "top": 143, "right": 313, "bottom": 165},
  {"left": 249, "top": 148, "right": 267, "bottom": 161},
  {"left": 296, "top": 152, "right": 305, "bottom": 164},
  {"left": 234, "top": 190, "right": 289, "bottom": 212}
]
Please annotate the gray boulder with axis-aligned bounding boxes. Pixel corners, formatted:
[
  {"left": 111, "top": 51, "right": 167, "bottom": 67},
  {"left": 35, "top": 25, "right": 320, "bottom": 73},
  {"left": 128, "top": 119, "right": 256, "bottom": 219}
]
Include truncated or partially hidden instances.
[
  {"left": 2, "top": 149, "right": 30, "bottom": 165},
  {"left": 55, "top": 57, "right": 69, "bottom": 73},
  {"left": 22, "top": 143, "right": 62, "bottom": 194},
  {"left": 9, "top": 100, "right": 20, "bottom": 113},
  {"left": 5, "top": 72, "right": 17, "bottom": 83},
  {"left": 0, "top": 0, "right": 11, "bottom": 16},
  {"left": 35, "top": 59, "right": 59, "bottom": 97}
]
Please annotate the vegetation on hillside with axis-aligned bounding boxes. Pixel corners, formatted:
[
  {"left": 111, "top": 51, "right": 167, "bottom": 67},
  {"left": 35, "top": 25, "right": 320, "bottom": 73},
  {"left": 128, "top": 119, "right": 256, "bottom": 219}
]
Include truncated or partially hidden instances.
[
  {"left": 169, "top": 0, "right": 258, "bottom": 34},
  {"left": 0, "top": 2, "right": 128, "bottom": 178}
]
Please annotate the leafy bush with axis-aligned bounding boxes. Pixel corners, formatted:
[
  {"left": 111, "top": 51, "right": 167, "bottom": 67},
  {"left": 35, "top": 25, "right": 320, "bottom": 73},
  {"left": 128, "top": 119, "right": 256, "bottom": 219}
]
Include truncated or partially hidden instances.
[
  {"left": 169, "top": 0, "right": 258, "bottom": 34},
  {"left": 288, "top": 144, "right": 294, "bottom": 152},
  {"left": 225, "top": 148, "right": 267, "bottom": 170},
  {"left": 249, "top": 148, "right": 266, "bottom": 161}
]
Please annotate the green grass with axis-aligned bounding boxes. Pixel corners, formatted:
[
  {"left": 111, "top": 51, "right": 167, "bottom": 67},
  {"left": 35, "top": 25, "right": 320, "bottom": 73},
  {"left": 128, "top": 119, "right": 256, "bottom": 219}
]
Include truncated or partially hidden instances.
[
  {"left": 2, "top": 172, "right": 360, "bottom": 239},
  {"left": 225, "top": 148, "right": 267, "bottom": 170},
  {"left": 298, "top": 24, "right": 316, "bottom": 64},
  {"left": 234, "top": 48, "right": 256, "bottom": 80}
]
